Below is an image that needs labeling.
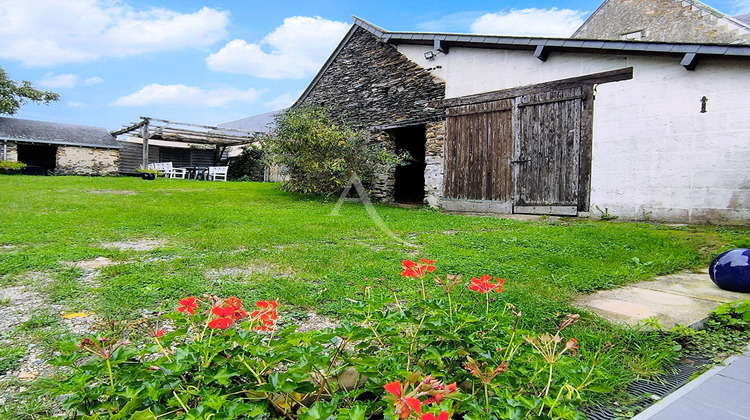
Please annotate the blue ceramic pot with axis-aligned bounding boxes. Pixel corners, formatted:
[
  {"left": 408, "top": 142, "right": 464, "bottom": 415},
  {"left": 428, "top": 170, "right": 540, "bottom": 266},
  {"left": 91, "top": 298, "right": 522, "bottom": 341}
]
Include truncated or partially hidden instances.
[{"left": 709, "top": 248, "right": 750, "bottom": 293}]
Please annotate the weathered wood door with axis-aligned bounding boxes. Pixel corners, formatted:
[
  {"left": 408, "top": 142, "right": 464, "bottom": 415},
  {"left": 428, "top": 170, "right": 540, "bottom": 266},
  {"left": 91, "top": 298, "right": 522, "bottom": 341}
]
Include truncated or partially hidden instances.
[
  {"left": 514, "top": 87, "right": 582, "bottom": 215},
  {"left": 444, "top": 100, "right": 514, "bottom": 202}
]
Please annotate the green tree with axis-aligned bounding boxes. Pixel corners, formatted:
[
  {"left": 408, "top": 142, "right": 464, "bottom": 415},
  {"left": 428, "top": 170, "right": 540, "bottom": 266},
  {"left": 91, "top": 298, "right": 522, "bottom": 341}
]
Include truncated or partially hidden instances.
[
  {"left": 263, "top": 105, "right": 404, "bottom": 196},
  {"left": 0, "top": 67, "right": 60, "bottom": 115}
]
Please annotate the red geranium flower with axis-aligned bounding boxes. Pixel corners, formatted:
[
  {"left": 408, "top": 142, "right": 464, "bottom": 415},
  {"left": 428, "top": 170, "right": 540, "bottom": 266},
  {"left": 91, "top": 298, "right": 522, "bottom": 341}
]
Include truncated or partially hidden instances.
[
  {"left": 384, "top": 380, "right": 421, "bottom": 419},
  {"left": 251, "top": 300, "right": 278, "bottom": 331},
  {"left": 566, "top": 338, "right": 579, "bottom": 356},
  {"left": 208, "top": 317, "right": 233, "bottom": 330},
  {"left": 177, "top": 297, "right": 198, "bottom": 314},
  {"left": 468, "top": 275, "right": 504, "bottom": 293},
  {"left": 222, "top": 297, "right": 247, "bottom": 320},
  {"left": 208, "top": 306, "right": 234, "bottom": 330},
  {"left": 154, "top": 330, "right": 165, "bottom": 337},
  {"left": 402, "top": 259, "right": 436, "bottom": 278}
]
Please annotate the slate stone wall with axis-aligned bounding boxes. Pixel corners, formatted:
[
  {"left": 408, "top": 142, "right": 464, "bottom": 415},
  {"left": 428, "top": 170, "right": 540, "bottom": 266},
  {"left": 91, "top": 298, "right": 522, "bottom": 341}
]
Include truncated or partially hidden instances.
[
  {"left": 299, "top": 26, "right": 446, "bottom": 202},
  {"left": 301, "top": 27, "right": 445, "bottom": 130},
  {"left": 56, "top": 147, "right": 119, "bottom": 175},
  {"left": 574, "top": 0, "right": 750, "bottom": 44}
]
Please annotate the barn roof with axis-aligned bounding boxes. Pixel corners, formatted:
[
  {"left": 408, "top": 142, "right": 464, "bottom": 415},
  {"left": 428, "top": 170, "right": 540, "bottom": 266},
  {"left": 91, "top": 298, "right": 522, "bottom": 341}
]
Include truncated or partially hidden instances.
[
  {"left": 297, "top": 17, "right": 750, "bottom": 105},
  {"left": 218, "top": 109, "right": 282, "bottom": 134},
  {"left": 0, "top": 117, "right": 120, "bottom": 149}
]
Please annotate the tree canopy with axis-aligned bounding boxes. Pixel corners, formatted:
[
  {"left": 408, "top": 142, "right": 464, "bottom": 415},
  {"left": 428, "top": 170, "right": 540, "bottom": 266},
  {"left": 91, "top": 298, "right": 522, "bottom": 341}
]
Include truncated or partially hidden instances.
[{"left": 0, "top": 67, "right": 60, "bottom": 116}]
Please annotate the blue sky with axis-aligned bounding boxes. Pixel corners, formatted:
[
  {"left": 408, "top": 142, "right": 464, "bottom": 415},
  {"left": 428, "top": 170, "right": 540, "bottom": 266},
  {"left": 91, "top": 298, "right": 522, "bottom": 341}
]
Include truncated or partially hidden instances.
[{"left": 1, "top": 0, "right": 748, "bottom": 131}]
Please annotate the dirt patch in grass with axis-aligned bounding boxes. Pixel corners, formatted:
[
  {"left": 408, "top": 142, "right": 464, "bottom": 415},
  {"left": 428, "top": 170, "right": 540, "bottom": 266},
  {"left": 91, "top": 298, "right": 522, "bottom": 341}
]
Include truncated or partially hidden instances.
[
  {"left": 101, "top": 239, "right": 166, "bottom": 251},
  {"left": 63, "top": 257, "right": 118, "bottom": 270},
  {"left": 293, "top": 311, "right": 339, "bottom": 333},
  {"left": 206, "top": 263, "right": 293, "bottom": 280},
  {"left": 87, "top": 189, "right": 137, "bottom": 195},
  {"left": 62, "top": 257, "right": 120, "bottom": 286}
]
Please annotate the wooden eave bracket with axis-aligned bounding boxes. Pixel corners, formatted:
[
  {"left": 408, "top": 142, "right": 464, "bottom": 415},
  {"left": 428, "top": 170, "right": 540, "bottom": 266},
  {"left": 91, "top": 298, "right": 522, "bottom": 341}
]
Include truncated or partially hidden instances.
[
  {"left": 534, "top": 45, "right": 549, "bottom": 62},
  {"left": 435, "top": 39, "right": 449, "bottom": 54},
  {"left": 681, "top": 53, "right": 699, "bottom": 70}
]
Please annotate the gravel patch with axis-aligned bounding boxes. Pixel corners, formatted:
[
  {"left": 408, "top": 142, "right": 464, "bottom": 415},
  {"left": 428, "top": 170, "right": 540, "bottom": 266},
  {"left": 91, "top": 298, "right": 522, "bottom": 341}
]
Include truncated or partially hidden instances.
[{"left": 101, "top": 239, "right": 166, "bottom": 251}]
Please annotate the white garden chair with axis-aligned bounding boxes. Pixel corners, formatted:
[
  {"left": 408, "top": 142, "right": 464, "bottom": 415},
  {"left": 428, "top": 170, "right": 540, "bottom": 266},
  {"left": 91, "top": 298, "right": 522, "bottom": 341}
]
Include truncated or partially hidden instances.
[
  {"left": 208, "top": 166, "right": 228, "bottom": 181},
  {"left": 147, "top": 162, "right": 186, "bottom": 179}
]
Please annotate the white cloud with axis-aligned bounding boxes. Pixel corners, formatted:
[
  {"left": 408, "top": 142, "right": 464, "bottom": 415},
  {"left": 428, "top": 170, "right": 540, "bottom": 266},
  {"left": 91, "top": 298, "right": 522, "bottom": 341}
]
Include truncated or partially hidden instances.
[
  {"left": 470, "top": 8, "right": 587, "bottom": 37},
  {"left": 416, "top": 11, "right": 485, "bottom": 32},
  {"left": 264, "top": 91, "right": 302, "bottom": 110},
  {"left": 38, "top": 73, "right": 104, "bottom": 88},
  {"left": 0, "top": 0, "right": 229, "bottom": 66},
  {"left": 733, "top": 0, "right": 750, "bottom": 14},
  {"left": 67, "top": 101, "right": 87, "bottom": 108},
  {"left": 85, "top": 76, "right": 104, "bottom": 86},
  {"left": 207, "top": 16, "right": 350, "bottom": 79},
  {"left": 39, "top": 73, "right": 80, "bottom": 88},
  {"left": 111, "top": 84, "right": 263, "bottom": 108}
]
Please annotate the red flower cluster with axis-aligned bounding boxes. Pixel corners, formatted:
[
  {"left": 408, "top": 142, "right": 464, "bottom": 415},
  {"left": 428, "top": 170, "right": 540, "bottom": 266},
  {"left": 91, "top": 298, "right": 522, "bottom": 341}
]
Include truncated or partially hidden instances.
[
  {"left": 208, "top": 297, "right": 247, "bottom": 330},
  {"left": 384, "top": 377, "right": 457, "bottom": 419},
  {"left": 384, "top": 381, "right": 422, "bottom": 419},
  {"left": 251, "top": 300, "right": 278, "bottom": 331},
  {"left": 177, "top": 297, "right": 198, "bottom": 314},
  {"left": 468, "top": 275, "right": 504, "bottom": 293},
  {"left": 402, "top": 259, "right": 436, "bottom": 278}
]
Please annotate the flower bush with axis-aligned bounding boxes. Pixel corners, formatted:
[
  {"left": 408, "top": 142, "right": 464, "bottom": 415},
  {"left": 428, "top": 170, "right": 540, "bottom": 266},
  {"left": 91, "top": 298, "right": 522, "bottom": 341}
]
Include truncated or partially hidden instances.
[{"left": 51, "top": 261, "right": 612, "bottom": 419}]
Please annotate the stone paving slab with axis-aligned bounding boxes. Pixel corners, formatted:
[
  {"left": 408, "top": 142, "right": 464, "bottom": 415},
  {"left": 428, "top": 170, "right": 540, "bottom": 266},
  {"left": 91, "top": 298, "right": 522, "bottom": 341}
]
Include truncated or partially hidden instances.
[
  {"left": 574, "top": 270, "right": 750, "bottom": 329},
  {"left": 633, "top": 348, "right": 750, "bottom": 420}
]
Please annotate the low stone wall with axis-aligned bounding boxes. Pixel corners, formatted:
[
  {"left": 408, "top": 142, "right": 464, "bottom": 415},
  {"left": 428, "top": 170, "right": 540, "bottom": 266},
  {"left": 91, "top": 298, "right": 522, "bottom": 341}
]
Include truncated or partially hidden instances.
[{"left": 56, "top": 147, "right": 119, "bottom": 175}]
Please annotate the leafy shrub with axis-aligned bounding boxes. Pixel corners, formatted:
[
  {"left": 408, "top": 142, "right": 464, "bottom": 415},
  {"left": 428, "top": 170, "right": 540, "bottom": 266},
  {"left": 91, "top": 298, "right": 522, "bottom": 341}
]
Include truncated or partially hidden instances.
[
  {"left": 0, "top": 160, "right": 26, "bottom": 174},
  {"left": 263, "top": 105, "right": 403, "bottom": 196},
  {"left": 228, "top": 145, "right": 265, "bottom": 181},
  {"left": 52, "top": 260, "right": 614, "bottom": 419}
]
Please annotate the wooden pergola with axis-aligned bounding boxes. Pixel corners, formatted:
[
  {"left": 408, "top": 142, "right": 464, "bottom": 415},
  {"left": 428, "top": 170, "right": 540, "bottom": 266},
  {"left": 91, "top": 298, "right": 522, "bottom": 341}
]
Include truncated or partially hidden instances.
[{"left": 111, "top": 117, "right": 257, "bottom": 168}]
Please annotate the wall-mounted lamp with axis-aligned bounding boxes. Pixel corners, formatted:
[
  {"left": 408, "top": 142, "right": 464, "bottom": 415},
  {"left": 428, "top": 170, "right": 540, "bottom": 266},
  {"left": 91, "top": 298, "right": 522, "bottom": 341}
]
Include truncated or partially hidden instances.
[
  {"left": 700, "top": 96, "right": 708, "bottom": 113},
  {"left": 424, "top": 51, "right": 436, "bottom": 60}
]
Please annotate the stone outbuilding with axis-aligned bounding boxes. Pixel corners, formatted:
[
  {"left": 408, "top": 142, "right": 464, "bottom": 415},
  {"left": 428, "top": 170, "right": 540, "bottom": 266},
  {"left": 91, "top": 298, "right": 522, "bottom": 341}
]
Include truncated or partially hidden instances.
[
  {"left": 0, "top": 117, "right": 120, "bottom": 175},
  {"left": 573, "top": 0, "right": 750, "bottom": 44},
  {"left": 295, "top": 12, "right": 750, "bottom": 224}
]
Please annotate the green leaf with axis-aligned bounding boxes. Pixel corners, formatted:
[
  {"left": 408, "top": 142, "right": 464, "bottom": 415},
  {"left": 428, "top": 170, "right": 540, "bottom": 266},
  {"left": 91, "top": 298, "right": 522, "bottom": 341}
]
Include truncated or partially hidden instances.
[
  {"left": 129, "top": 409, "right": 157, "bottom": 420},
  {"left": 207, "top": 366, "right": 238, "bottom": 386}
]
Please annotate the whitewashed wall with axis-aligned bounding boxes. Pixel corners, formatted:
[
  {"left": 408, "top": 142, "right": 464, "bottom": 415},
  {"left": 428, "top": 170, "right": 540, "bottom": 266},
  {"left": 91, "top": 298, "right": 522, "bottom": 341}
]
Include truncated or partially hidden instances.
[{"left": 398, "top": 45, "right": 750, "bottom": 223}]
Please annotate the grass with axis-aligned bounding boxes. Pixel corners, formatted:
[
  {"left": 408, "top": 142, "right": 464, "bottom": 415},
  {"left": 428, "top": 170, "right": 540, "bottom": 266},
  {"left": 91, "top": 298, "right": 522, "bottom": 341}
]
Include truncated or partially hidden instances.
[{"left": 0, "top": 175, "right": 748, "bottom": 417}]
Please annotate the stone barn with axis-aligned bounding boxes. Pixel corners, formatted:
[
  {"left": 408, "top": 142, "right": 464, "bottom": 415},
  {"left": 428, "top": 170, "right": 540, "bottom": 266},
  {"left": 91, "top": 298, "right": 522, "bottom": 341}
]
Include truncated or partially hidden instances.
[
  {"left": 296, "top": 11, "right": 750, "bottom": 224},
  {"left": 0, "top": 117, "right": 120, "bottom": 175}
]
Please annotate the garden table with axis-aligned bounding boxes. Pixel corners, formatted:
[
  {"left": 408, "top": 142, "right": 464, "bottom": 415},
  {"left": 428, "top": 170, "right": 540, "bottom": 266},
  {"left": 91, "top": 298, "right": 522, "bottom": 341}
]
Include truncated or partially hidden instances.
[{"left": 184, "top": 166, "right": 209, "bottom": 180}]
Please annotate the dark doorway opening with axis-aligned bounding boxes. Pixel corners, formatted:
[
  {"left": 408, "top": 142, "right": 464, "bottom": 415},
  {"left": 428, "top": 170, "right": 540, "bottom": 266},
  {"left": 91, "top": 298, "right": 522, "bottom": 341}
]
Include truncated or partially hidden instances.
[
  {"left": 390, "top": 124, "right": 426, "bottom": 204},
  {"left": 17, "top": 144, "right": 57, "bottom": 175}
]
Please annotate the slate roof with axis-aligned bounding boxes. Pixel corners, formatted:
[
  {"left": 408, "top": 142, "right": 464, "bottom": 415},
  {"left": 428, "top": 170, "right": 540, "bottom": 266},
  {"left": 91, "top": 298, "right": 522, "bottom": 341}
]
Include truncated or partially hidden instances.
[
  {"left": 0, "top": 117, "right": 120, "bottom": 149},
  {"left": 217, "top": 110, "right": 282, "bottom": 134},
  {"left": 297, "top": 17, "right": 750, "bottom": 105},
  {"left": 736, "top": 14, "right": 750, "bottom": 26}
]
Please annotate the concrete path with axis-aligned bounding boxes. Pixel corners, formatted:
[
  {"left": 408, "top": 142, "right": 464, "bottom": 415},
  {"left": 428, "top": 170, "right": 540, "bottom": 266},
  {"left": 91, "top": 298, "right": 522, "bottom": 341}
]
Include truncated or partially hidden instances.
[
  {"left": 631, "top": 345, "right": 750, "bottom": 420},
  {"left": 574, "top": 269, "right": 749, "bottom": 329}
]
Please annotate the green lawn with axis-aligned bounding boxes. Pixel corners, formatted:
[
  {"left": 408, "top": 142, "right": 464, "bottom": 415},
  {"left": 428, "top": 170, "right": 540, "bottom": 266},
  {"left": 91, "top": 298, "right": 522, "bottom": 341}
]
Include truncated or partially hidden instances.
[
  {"left": 1, "top": 175, "right": 749, "bottom": 418},
  {"left": 1, "top": 175, "right": 747, "bottom": 320}
]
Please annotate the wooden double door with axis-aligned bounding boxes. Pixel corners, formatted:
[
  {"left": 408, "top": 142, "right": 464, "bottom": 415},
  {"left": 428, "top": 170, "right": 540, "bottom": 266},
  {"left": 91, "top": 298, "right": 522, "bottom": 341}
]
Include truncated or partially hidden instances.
[{"left": 444, "top": 86, "right": 587, "bottom": 215}]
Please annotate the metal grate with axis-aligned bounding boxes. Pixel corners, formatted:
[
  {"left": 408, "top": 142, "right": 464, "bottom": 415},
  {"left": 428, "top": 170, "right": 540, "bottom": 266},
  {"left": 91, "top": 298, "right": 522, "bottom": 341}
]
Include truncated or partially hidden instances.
[{"left": 581, "top": 356, "right": 708, "bottom": 420}]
